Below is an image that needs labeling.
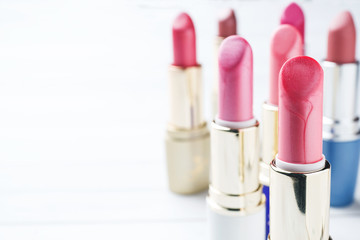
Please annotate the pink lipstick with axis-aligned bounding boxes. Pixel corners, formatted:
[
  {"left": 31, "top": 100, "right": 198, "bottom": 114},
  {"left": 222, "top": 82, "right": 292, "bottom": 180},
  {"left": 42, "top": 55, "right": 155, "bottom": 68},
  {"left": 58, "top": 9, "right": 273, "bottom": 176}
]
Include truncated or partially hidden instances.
[
  {"left": 260, "top": 24, "right": 303, "bottom": 237},
  {"left": 172, "top": 12, "right": 197, "bottom": 67},
  {"left": 165, "top": 12, "right": 210, "bottom": 195},
  {"left": 207, "top": 36, "right": 265, "bottom": 240},
  {"left": 278, "top": 56, "right": 324, "bottom": 166},
  {"left": 280, "top": 2, "right": 305, "bottom": 43},
  {"left": 212, "top": 9, "right": 237, "bottom": 118},
  {"left": 322, "top": 11, "right": 360, "bottom": 207},
  {"left": 268, "top": 25, "right": 303, "bottom": 106},
  {"left": 218, "top": 9, "right": 237, "bottom": 38},
  {"left": 326, "top": 11, "right": 356, "bottom": 63},
  {"left": 218, "top": 36, "right": 253, "bottom": 122},
  {"left": 268, "top": 56, "right": 331, "bottom": 239}
]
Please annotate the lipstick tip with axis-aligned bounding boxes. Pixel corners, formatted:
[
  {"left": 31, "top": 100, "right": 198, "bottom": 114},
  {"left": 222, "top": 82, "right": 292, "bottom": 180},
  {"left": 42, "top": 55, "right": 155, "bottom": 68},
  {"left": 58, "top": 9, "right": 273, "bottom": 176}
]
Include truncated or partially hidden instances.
[
  {"left": 218, "top": 9, "right": 237, "bottom": 38},
  {"left": 173, "top": 12, "right": 193, "bottom": 31},
  {"left": 269, "top": 25, "right": 303, "bottom": 105},
  {"left": 280, "top": 2, "right": 305, "bottom": 42},
  {"left": 271, "top": 25, "right": 303, "bottom": 56},
  {"left": 172, "top": 12, "right": 197, "bottom": 67},
  {"left": 326, "top": 11, "right": 356, "bottom": 63},
  {"left": 281, "top": 56, "right": 323, "bottom": 98},
  {"left": 279, "top": 56, "right": 324, "bottom": 165},
  {"left": 218, "top": 36, "right": 254, "bottom": 122},
  {"left": 219, "top": 36, "right": 251, "bottom": 70}
]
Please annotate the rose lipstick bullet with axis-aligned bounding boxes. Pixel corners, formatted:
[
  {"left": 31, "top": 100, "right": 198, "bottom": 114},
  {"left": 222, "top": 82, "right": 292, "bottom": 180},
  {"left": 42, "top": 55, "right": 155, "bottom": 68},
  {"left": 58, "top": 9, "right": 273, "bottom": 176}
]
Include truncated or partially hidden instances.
[
  {"left": 260, "top": 24, "right": 303, "bottom": 238},
  {"left": 207, "top": 36, "right": 265, "bottom": 240},
  {"left": 165, "top": 12, "right": 210, "bottom": 194},
  {"left": 212, "top": 9, "right": 237, "bottom": 118},
  {"left": 280, "top": 2, "right": 305, "bottom": 51},
  {"left": 322, "top": 11, "right": 360, "bottom": 206},
  {"left": 269, "top": 56, "right": 331, "bottom": 240}
]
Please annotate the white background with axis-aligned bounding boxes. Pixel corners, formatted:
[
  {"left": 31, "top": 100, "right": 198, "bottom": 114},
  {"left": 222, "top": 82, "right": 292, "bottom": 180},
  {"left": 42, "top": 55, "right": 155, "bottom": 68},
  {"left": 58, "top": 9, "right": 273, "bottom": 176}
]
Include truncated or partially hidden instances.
[{"left": 0, "top": 0, "right": 359, "bottom": 239}]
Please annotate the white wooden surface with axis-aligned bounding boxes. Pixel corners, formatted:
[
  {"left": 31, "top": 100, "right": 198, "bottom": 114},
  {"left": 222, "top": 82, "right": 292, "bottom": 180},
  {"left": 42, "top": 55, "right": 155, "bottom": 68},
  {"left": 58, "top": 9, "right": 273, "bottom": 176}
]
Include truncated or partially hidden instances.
[{"left": 0, "top": 0, "right": 359, "bottom": 239}]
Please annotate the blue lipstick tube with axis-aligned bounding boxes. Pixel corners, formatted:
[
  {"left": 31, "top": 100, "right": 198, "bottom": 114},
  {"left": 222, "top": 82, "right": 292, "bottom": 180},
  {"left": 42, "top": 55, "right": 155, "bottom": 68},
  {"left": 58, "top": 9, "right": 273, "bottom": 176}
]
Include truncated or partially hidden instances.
[{"left": 322, "top": 61, "right": 360, "bottom": 207}]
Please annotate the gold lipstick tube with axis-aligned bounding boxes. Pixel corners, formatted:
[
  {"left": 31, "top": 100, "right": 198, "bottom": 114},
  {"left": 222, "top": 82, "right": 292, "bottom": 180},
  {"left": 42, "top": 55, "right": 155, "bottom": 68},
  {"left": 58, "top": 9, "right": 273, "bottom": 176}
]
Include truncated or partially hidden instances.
[
  {"left": 260, "top": 103, "right": 278, "bottom": 186},
  {"left": 165, "top": 65, "right": 210, "bottom": 194},
  {"left": 268, "top": 159, "right": 331, "bottom": 240},
  {"left": 207, "top": 120, "right": 265, "bottom": 218},
  {"left": 212, "top": 37, "right": 225, "bottom": 118}
]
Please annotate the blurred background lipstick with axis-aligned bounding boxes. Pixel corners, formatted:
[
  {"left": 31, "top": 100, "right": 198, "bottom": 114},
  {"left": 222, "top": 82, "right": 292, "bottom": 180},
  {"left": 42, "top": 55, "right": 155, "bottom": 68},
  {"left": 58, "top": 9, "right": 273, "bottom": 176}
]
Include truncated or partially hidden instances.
[
  {"left": 260, "top": 24, "right": 303, "bottom": 238},
  {"left": 218, "top": 9, "right": 237, "bottom": 38},
  {"left": 326, "top": 11, "right": 356, "bottom": 63},
  {"left": 269, "top": 25, "right": 303, "bottom": 106},
  {"left": 172, "top": 13, "right": 197, "bottom": 67},
  {"left": 322, "top": 10, "right": 360, "bottom": 207},
  {"left": 207, "top": 36, "right": 265, "bottom": 240},
  {"left": 269, "top": 56, "right": 331, "bottom": 239},
  {"left": 280, "top": 2, "right": 305, "bottom": 43},
  {"left": 165, "top": 12, "right": 210, "bottom": 195},
  {"left": 212, "top": 9, "right": 237, "bottom": 119}
]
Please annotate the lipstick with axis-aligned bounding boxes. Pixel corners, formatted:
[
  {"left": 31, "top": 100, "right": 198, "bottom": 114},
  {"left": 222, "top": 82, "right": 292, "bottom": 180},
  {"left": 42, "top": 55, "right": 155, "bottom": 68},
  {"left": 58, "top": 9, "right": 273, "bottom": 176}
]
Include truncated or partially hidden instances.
[
  {"left": 280, "top": 2, "right": 305, "bottom": 50},
  {"left": 322, "top": 11, "right": 360, "bottom": 207},
  {"left": 207, "top": 36, "right": 265, "bottom": 240},
  {"left": 212, "top": 9, "right": 237, "bottom": 118},
  {"left": 165, "top": 12, "right": 210, "bottom": 194},
  {"left": 260, "top": 24, "right": 303, "bottom": 237},
  {"left": 269, "top": 56, "right": 331, "bottom": 240}
]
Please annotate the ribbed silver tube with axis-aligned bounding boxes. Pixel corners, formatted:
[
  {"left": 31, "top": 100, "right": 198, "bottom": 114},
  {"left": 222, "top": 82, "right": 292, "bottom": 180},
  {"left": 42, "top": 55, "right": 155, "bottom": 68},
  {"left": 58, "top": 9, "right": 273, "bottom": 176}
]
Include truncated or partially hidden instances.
[{"left": 322, "top": 61, "right": 360, "bottom": 141}]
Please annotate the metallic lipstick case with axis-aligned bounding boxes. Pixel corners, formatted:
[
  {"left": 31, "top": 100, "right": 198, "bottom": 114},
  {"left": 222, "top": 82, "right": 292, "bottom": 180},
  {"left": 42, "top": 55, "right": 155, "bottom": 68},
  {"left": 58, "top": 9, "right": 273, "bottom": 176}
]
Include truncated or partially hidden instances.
[
  {"left": 165, "top": 65, "right": 210, "bottom": 194},
  {"left": 207, "top": 120, "right": 265, "bottom": 240},
  {"left": 260, "top": 103, "right": 278, "bottom": 186},
  {"left": 322, "top": 61, "right": 360, "bottom": 206},
  {"left": 268, "top": 158, "right": 331, "bottom": 240},
  {"left": 323, "top": 61, "right": 360, "bottom": 141}
]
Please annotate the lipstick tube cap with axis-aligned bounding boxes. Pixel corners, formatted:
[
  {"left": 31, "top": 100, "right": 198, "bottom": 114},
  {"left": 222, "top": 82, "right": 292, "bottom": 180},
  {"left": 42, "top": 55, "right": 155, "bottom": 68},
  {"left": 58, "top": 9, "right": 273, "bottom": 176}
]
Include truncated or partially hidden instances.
[{"left": 165, "top": 123, "right": 210, "bottom": 194}]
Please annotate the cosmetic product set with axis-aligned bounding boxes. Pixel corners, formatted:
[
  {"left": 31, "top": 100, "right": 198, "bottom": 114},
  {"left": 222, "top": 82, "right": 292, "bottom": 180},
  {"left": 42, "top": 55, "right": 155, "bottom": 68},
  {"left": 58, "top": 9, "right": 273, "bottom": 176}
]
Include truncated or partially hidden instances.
[{"left": 165, "top": 2, "right": 359, "bottom": 240}]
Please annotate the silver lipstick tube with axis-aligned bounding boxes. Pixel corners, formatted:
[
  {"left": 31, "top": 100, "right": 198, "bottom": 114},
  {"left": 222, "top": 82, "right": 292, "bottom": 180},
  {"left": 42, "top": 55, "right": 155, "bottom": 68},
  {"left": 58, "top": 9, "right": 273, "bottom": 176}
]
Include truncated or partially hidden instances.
[
  {"left": 322, "top": 61, "right": 360, "bottom": 206},
  {"left": 323, "top": 61, "right": 360, "bottom": 141}
]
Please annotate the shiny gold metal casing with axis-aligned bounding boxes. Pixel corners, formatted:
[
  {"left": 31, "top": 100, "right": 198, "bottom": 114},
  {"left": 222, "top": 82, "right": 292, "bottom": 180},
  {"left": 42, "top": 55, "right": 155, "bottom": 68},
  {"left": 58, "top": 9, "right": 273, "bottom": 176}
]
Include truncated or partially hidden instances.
[
  {"left": 165, "top": 65, "right": 210, "bottom": 194},
  {"left": 208, "top": 121, "right": 265, "bottom": 215},
  {"left": 260, "top": 103, "right": 278, "bottom": 186},
  {"left": 268, "top": 160, "right": 331, "bottom": 240},
  {"left": 166, "top": 124, "right": 210, "bottom": 194},
  {"left": 168, "top": 66, "right": 204, "bottom": 129}
]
